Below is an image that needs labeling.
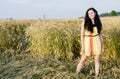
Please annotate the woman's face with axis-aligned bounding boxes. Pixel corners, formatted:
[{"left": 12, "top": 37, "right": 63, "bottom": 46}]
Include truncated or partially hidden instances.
[{"left": 88, "top": 10, "right": 96, "bottom": 19}]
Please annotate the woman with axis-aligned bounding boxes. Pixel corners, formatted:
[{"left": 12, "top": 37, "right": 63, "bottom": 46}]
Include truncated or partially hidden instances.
[{"left": 76, "top": 8, "right": 104, "bottom": 77}]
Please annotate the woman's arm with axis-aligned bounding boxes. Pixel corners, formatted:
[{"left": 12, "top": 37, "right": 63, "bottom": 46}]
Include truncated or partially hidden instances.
[
  {"left": 81, "top": 21, "right": 85, "bottom": 52},
  {"left": 99, "top": 33, "right": 104, "bottom": 52}
]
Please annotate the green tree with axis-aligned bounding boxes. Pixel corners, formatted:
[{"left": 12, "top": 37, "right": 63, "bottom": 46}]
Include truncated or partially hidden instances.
[{"left": 110, "top": 10, "right": 117, "bottom": 16}]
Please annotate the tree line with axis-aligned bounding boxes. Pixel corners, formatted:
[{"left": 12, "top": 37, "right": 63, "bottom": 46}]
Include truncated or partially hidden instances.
[{"left": 100, "top": 10, "right": 120, "bottom": 17}]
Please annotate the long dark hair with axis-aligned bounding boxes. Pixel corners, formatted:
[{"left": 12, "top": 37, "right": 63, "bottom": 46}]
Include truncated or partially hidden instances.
[{"left": 84, "top": 8, "right": 102, "bottom": 34}]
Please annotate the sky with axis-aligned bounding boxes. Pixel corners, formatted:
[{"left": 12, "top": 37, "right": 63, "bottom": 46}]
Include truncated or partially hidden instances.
[{"left": 0, "top": 0, "right": 120, "bottom": 19}]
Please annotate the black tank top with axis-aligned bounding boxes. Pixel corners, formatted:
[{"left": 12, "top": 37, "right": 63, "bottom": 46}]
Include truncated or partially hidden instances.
[{"left": 93, "top": 24, "right": 96, "bottom": 27}]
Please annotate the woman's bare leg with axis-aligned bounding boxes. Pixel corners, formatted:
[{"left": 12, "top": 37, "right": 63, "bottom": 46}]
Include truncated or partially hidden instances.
[
  {"left": 76, "top": 55, "right": 87, "bottom": 74},
  {"left": 94, "top": 55, "right": 100, "bottom": 77}
]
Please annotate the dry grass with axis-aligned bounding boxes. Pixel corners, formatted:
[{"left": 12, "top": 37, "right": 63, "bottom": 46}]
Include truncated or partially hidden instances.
[
  {"left": 0, "top": 54, "right": 120, "bottom": 79},
  {"left": 0, "top": 16, "right": 120, "bottom": 79}
]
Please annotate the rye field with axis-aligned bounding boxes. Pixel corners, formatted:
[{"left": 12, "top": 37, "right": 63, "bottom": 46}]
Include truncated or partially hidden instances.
[{"left": 0, "top": 16, "right": 120, "bottom": 79}]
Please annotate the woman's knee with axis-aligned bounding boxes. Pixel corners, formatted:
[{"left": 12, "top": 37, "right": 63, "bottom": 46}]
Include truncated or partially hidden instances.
[{"left": 94, "top": 55, "right": 100, "bottom": 63}]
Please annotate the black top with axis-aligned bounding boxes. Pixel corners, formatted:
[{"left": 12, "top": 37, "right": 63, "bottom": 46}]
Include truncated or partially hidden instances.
[{"left": 93, "top": 24, "right": 96, "bottom": 27}]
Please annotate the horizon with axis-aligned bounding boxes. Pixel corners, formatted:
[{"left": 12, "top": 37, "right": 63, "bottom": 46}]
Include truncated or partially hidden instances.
[{"left": 0, "top": 0, "right": 120, "bottom": 19}]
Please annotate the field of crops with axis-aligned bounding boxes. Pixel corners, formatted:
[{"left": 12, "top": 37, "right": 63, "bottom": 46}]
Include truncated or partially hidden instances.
[{"left": 0, "top": 16, "right": 120, "bottom": 79}]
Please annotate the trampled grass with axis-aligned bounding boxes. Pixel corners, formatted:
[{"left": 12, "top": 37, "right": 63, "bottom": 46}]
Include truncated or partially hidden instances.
[{"left": 0, "top": 54, "right": 120, "bottom": 79}]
